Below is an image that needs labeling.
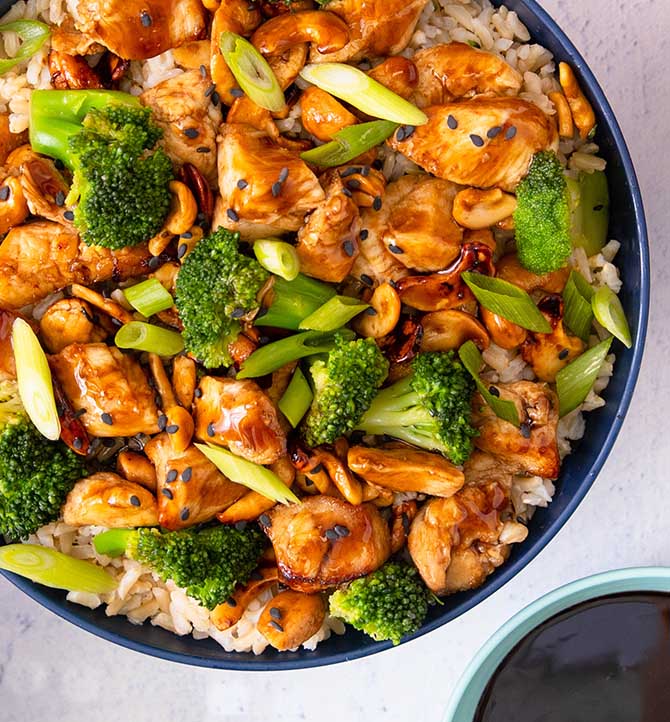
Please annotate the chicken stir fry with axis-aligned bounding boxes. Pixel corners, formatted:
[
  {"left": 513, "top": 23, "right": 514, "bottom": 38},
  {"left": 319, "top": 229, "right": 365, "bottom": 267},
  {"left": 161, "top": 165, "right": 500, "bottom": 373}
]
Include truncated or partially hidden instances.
[{"left": 0, "top": 0, "right": 622, "bottom": 652}]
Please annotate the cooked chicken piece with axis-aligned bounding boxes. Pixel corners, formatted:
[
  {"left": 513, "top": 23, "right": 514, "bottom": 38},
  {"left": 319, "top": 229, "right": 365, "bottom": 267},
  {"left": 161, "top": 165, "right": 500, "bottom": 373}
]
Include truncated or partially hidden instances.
[
  {"left": 50, "top": 343, "right": 160, "bottom": 437},
  {"left": 480, "top": 308, "right": 528, "bottom": 350},
  {"left": 211, "top": 567, "right": 279, "bottom": 631},
  {"left": 63, "top": 472, "right": 158, "bottom": 527},
  {"left": 472, "top": 380, "right": 560, "bottom": 479},
  {"left": 388, "top": 98, "right": 558, "bottom": 192},
  {"left": 116, "top": 450, "right": 157, "bottom": 491},
  {"left": 215, "top": 124, "right": 325, "bottom": 240},
  {"left": 257, "top": 590, "right": 326, "bottom": 651},
  {"left": 408, "top": 479, "right": 510, "bottom": 596},
  {"left": 348, "top": 445, "right": 465, "bottom": 498},
  {"left": 194, "top": 376, "right": 287, "bottom": 466},
  {"left": 300, "top": 86, "right": 357, "bottom": 142},
  {"left": 496, "top": 253, "right": 569, "bottom": 294},
  {"left": 380, "top": 174, "right": 463, "bottom": 272},
  {"left": 390, "top": 499, "right": 418, "bottom": 553},
  {"left": 39, "top": 298, "right": 109, "bottom": 353},
  {"left": 368, "top": 56, "right": 419, "bottom": 101},
  {"left": 48, "top": 49, "right": 104, "bottom": 89},
  {"left": 463, "top": 450, "right": 515, "bottom": 489},
  {"left": 145, "top": 434, "right": 246, "bottom": 530},
  {"left": 0, "top": 310, "right": 17, "bottom": 381},
  {"left": 411, "top": 43, "right": 522, "bottom": 107},
  {"left": 50, "top": 17, "right": 105, "bottom": 55},
  {"left": 261, "top": 495, "right": 391, "bottom": 592},
  {"left": 296, "top": 170, "right": 360, "bottom": 282},
  {"left": 140, "top": 71, "right": 221, "bottom": 188},
  {"left": 0, "top": 115, "right": 28, "bottom": 165},
  {"left": 420, "top": 309, "right": 490, "bottom": 352},
  {"left": 521, "top": 295, "right": 585, "bottom": 382},
  {"left": 0, "top": 221, "right": 152, "bottom": 309},
  {"left": 74, "top": 0, "right": 207, "bottom": 60},
  {"left": 0, "top": 176, "right": 29, "bottom": 235},
  {"left": 310, "top": 0, "right": 429, "bottom": 63}
]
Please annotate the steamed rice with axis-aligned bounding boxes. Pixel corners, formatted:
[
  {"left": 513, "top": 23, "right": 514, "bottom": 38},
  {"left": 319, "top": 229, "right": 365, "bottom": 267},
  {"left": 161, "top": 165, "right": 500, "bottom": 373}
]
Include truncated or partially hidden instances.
[{"left": 1, "top": 0, "right": 620, "bottom": 653}]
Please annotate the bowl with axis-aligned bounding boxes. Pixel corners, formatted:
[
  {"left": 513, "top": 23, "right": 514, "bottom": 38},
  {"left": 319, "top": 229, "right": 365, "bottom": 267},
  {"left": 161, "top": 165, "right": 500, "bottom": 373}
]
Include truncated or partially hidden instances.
[
  {"left": 443, "top": 567, "right": 670, "bottom": 721},
  {"left": 0, "top": 0, "right": 650, "bottom": 669}
]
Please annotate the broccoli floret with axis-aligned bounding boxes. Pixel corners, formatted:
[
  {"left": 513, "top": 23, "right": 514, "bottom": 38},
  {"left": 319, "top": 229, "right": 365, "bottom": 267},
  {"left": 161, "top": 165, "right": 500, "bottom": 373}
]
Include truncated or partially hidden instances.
[
  {"left": 0, "top": 381, "right": 86, "bottom": 541},
  {"left": 29, "top": 89, "right": 173, "bottom": 250},
  {"left": 329, "top": 562, "right": 431, "bottom": 646},
  {"left": 356, "top": 351, "right": 477, "bottom": 466},
  {"left": 302, "top": 337, "right": 389, "bottom": 446},
  {"left": 514, "top": 151, "right": 572, "bottom": 274},
  {"left": 94, "top": 524, "right": 266, "bottom": 610}
]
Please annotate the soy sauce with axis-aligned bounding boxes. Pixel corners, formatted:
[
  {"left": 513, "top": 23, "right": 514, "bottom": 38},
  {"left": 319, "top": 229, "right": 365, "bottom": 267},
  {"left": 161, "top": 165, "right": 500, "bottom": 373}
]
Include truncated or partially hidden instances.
[{"left": 474, "top": 593, "right": 670, "bottom": 722}]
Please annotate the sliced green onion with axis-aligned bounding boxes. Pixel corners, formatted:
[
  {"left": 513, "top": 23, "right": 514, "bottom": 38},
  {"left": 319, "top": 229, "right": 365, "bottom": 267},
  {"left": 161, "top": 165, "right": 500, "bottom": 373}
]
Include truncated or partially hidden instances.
[
  {"left": 0, "top": 544, "right": 118, "bottom": 594},
  {"left": 568, "top": 170, "right": 610, "bottom": 257},
  {"left": 11, "top": 317, "right": 60, "bottom": 440},
  {"left": 123, "top": 278, "right": 174, "bottom": 317},
  {"left": 299, "top": 63, "right": 428, "bottom": 126},
  {"left": 219, "top": 31, "right": 286, "bottom": 113},
  {"left": 458, "top": 341, "right": 520, "bottom": 427},
  {"left": 115, "top": 322, "right": 184, "bottom": 356},
  {"left": 592, "top": 286, "right": 632, "bottom": 348},
  {"left": 0, "top": 20, "right": 50, "bottom": 76},
  {"left": 278, "top": 367, "right": 313, "bottom": 427},
  {"left": 254, "top": 238, "right": 300, "bottom": 281},
  {"left": 299, "top": 295, "right": 369, "bottom": 332},
  {"left": 237, "top": 328, "right": 355, "bottom": 379},
  {"left": 556, "top": 337, "right": 612, "bottom": 416},
  {"left": 256, "top": 274, "right": 336, "bottom": 330},
  {"left": 461, "top": 272, "right": 552, "bottom": 334},
  {"left": 195, "top": 444, "right": 299, "bottom": 505},
  {"left": 563, "top": 271, "right": 594, "bottom": 342},
  {"left": 93, "top": 529, "right": 132, "bottom": 558},
  {"left": 300, "top": 120, "right": 399, "bottom": 168}
]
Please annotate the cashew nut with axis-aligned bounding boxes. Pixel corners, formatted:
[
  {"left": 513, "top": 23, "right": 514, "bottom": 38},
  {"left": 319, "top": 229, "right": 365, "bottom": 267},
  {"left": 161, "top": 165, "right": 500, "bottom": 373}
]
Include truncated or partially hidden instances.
[
  {"left": 216, "top": 490, "right": 277, "bottom": 524},
  {"left": 559, "top": 62, "right": 596, "bottom": 140},
  {"left": 0, "top": 176, "right": 28, "bottom": 234},
  {"left": 172, "top": 40, "right": 210, "bottom": 70},
  {"left": 480, "top": 307, "right": 528, "bottom": 350},
  {"left": 353, "top": 283, "right": 401, "bottom": 339},
  {"left": 165, "top": 405, "right": 195, "bottom": 456},
  {"left": 165, "top": 181, "right": 198, "bottom": 235},
  {"left": 496, "top": 254, "right": 569, "bottom": 294},
  {"left": 69, "top": 283, "right": 134, "bottom": 325},
  {"left": 116, "top": 450, "right": 157, "bottom": 491},
  {"left": 300, "top": 86, "right": 358, "bottom": 142},
  {"left": 172, "top": 355, "right": 197, "bottom": 409},
  {"left": 453, "top": 188, "right": 518, "bottom": 230},
  {"left": 252, "top": 11, "right": 349, "bottom": 57},
  {"left": 420, "top": 309, "right": 490, "bottom": 352},
  {"left": 548, "top": 91, "right": 575, "bottom": 139},
  {"left": 268, "top": 44, "right": 309, "bottom": 91}
]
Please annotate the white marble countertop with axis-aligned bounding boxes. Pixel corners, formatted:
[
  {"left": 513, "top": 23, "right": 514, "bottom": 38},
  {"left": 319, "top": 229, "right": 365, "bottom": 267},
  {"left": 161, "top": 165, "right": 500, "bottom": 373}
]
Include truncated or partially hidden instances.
[{"left": 2, "top": 2, "right": 668, "bottom": 720}]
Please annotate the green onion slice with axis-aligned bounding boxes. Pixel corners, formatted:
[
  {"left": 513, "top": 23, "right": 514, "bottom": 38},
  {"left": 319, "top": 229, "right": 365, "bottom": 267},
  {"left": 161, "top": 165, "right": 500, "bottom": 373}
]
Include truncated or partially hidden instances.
[
  {"left": 257, "top": 274, "right": 336, "bottom": 331},
  {"left": 123, "top": 278, "right": 174, "bottom": 317},
  {"left": 563, "top": 271, "right": 594, "bottom": 342},
  {"left": 556, "top": 337, "right": 613, "bottom": 417},
  {"left": 568, "top": 170, "right": 610, "bottom": 257},
  {"left": 299, "top": 63, "right": 428, "bottom": 126},
  {"left": 458, "top": 341, "right": 520, "bottom": 427},
  {"left": 237, "top": 328, "right": 355, "bottom": 379},
  {"left": 299, "top": 295, "right": 369, "bottom": 332},
  {"left": 278, "top": 367, "right": 313, "bottom": 428},
  {"left": 195, "top": 444, "right": 299, "bottom": 505},
  {"left": 0, "top": 544, "right": 118, "bottom": 594},
  {"left": 115, "top": 322, "right": 184, "bottom": 356},
  {"left": 300, "top": 120, "right": 399, "bottom": 168},
  {"left": 254, "top": 238, "right": 300, "bottom": 281},
  {"left": 219, "top": 31, "right": 286, "bottom": 113},
  {"left": 592, "top": 286, "right": 632, "bottom": 349},
  {"left": 461, "top": 272, "right": 552, "bottom": 334},
  {"left": 0, "top": 20, "right": 50, "bottom": 76},
  {"left": 11, "top": 317, "right": 60, "bottom": 440}
]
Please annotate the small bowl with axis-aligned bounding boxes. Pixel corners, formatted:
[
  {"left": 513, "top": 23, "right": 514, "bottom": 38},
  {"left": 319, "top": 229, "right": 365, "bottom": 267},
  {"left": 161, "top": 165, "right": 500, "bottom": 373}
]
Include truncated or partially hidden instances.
[
  {"left": 444, "top": 567, "right": 670, "bottom": 722},
  {"left": 1, "top": 0, "right": 650, "bottom": 669}
]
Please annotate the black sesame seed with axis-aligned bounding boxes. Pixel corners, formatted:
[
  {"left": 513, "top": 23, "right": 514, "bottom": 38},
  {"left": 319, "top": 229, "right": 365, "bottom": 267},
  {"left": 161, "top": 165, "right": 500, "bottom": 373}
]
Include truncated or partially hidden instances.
[
  {"left": 130, "top": 495, "right": 141, "bottom": 507},
  {"left": 166, "top": 469, "right": 178, "bottom": 483},
  {"left": 226, "top": 597, "right": 237, "bottom": 607},
  {"left": 360, "top": 229, "right": 369, "bottom": 241},
  {"left": 400, "top": 124, "right": 415, "bottom": 140},
  {"left": 488, "top": 386, "right": 500, "bottom": 397},
  {"left": 373, "top": 196, "right": 383, "bottom": 211},
  {"left": 182, "top": 467, "right": 192, "bottom": 482},
  {"left": 340, "top": 166, "right": 359, "bottom": 178},
  {"left": 166, "top": 424, "right": 179, "bottom": 434},
  {"left": 181, "top": 230, "right": 192, "bottom": 240},
  {"left": 64, "top": 210, "right": 75, "bottom": 221},
  {"left": 231, "top": 88, "right": 244, "bottom": 98},
  {"left": 194, "top": 388, "right": 203, "bottom": 399},
  {"left": 237, "top": 179, "right": 249, "bottom": 190},
  {"left": 520, "top": 422, "right": 532, "bottom": 439},
  {"left": 361, "top": 165, "right": 371, "bottom": 177},
  {"left": 196, "top": 146, "right": 210, "bottom": 153},
  {"left": 258, "top": 335, "right": 270, "bottom": 345},
  {"left": 199, "top": 64, "right": 207, "bottom": 78},
  {"left": 334, "top": 524, "right": 350, "bottom": 537},
  {"left": 470, "top": 134, "right": 485, "bottom": 147},
  {"left": 269, "top": 620, "right": 284, "bottom": 633},
  {"left": 259, "top": 514, "right": 271, "bottom": 527},
  {"left": 487, "top": 126, "right": 502, "bottom": 139},
  {"left": 360, "top": 273, "right": 373, "bottom": 287},
  {"left": 256, "top": 307, "right": 268, "bottom": 319},
  {"left": 401, "top": 513, "right": 411, "bottom": 535},
  {"left": 101, "top": 412, "right": 113, "bottom": 425},
  {"left": 148, "top": 255, "right": 160, "bottom": 270},
  {"left": 231, "top": 307, "right": 245, "bottom": 319},
  {"left": 180, "top": 507, "right": 190, "bottom": 521},
  {"left": 184, "top": 127, "right": 199, "bottom": 139},
  {"left": 102, "top": 437, "right": 116, "bottom": 448},
  {"left": 593, "top": 204, "right": 604, "bottom": 212},
  {"left": 388, "top": 244, "right": 404, "bottom": 255},
  {"left": 204, "top": 83, "right": 215, "bottom": 98},
  {"left": 388, "top": 279, "right": 398, "bottom": 289},
  {"left": 73, "top": 437, "right": 83, "bottom": 450},
  {"left": 177, "top": 243, "right": 188, "bottom": 259},
  {"left": 157, "top": 414, "right": 168, "bottom": 431},
  {"left": 235, "top": 521, "right": 247, "bottom": 531},
  {"left": 211, "top": 91, "right": 220, "bottom": 107},
  {"left": 162, "top": 488, "right": 174, "bottom": 499},
  {"left": 447, "top": 114, "right": 458, "bottom": 130},
  {"left": 207, "top": 422, "right": 215, "bottom": 437},
  {"left": 305, "top": 478, "right": 314, "bottom": 487},
  {"left": 365, "top": 307, "right": 378, "bottom": 316},
  {"left": 347, "top": 179, "right": 361, "bottom": 191},
  {"left": 140, "top": 10, "right": 152, "bottom": 26},
  {"left": 558, "top": 348, "right": 569, "bottom": 360},
  {"left": 325, "top": 528, "right": 338, "bottom": 541},
  {"left": 271, "top": 181, "right": 282, "bottom": 198},
  {"left": 505, "top": 125, "right": 518, "bottom": 140},
  {"left": 343, "top": 240, "right": 355, "bottom": 257},
  {"left": 227, "top": 208, "right": 239, "bottom": 222},
  {"left": 269, "top": 607, "right": 282, "bottom": 620},
  {"left": 311, "top": 462, "right": 324, "bottom": 474},
  {"left": 55, "top": 190, "right": 65, "bottom": 206},
  {"left": 342, "top": 188, "right": 353, "bottom": 198},
  {"left": 278, "top": 167, "right": 289, "bottom": 183},
  {"left": 396, "top": 126, "right": 406, "bottom": 142}
]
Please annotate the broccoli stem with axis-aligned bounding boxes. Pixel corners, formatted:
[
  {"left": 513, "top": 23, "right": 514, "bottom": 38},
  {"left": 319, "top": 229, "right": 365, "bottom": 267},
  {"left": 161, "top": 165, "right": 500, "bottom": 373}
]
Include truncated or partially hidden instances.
[
  {"left": 93, "top": 528, "right": 134, "bottom": 558},
  {"left": 257, "top": 274, "right": 336, "bottom": 330}
]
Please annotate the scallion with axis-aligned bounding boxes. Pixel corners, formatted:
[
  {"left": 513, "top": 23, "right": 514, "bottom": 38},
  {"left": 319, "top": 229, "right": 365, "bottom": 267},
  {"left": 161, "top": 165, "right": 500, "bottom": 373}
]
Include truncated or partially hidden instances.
[
  {"left": 0, "top": 544, "right": 118, "bottom": 594},
  {"left": 300, "top": 120, "right": 399, "bottom": 168},
  {"left": 299, "top": 295, "right": 369, "bottom": 332},
  {"left": 253, "top": 238, "right": 300, "bottom": 281},
  {"left": 115, "top": 321, "right": 184, "bottom": 356},
  {"left": 299, "top": 63, "right": 428, "bottom": 126},
  {"left": 278, "top": 367, "right": 313, "bottom": 427},
  {"left": 219, "top": 31, "right": 286, "bottom": 113},
  {"left": 123, "top": 278, "right": 174, "bottom": 317},
  {"left": 11, "top": 317, "right": 60, "bottom": 440},
  {"left": 0, "top": 20, "right": 50, "bottom": 76},
  {"left": 556, "top": 337, "right": 612, "bottom": 416},
  {"left": 256, "top": 274, "right": 336, "bottom": 330},
  {"left": 592, "top": 286, "right": 632, "bottom": 348},
  {"left": 568, "top": 170, "right": 610, "bottom": 257},
  {"left": 563, "top": 271, "right": 594, "bottom": 342},
  {"left": 458, "top": 341, "right": 520, "bottom": 427},
  {"left": 461, "top": 272, "right": 552, "bottom": 334},
  {"left": 195, "top": 444, "right": 299, "bottom": 505}
]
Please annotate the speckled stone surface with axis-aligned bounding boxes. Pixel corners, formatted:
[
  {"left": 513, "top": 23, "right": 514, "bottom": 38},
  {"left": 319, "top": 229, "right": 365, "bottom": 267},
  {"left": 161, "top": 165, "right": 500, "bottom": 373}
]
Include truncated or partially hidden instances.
[{"left": 1, "top": 2, "right": 668, "bottom": 721}]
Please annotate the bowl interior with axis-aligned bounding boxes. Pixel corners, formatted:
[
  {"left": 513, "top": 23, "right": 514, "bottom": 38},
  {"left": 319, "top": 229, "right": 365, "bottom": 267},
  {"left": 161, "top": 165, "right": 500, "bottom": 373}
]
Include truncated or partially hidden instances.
[{"left": 0, "top": 0, "right": 649, "bottom": 669}]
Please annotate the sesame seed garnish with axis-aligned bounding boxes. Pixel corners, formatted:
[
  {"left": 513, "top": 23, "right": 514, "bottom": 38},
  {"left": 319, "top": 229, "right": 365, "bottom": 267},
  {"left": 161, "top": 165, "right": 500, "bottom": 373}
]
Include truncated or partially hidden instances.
[
  {"left": 231, "top": 88, "right": 244, "bottom": 98},
  {"left": 361, "top": 166, "right": 371, "bottom": 177},
  {"left": 226, "top": 597, "right": 237, "bottom": 607},
  {"left": 340, "top": 167, "right": 360, "bottom": 178},
  {"left": 505, "top": 126, "right": 518, "bottom": 140},
  {"left": 55, "top": 190, "right": 65, "bottom": 206},
  {"left": 259, "top": 514, "right": 271, "bottom": 527},
  {"left": 343, "top": 240, "right": 355, "bottom": 257},
  {"left": 402, "top": 513, "right": 411, "bottom": 535},
  {"left": 360, "top": 273, "right": 373, "bottom": 287},
  {"left": 325, "top": 528, "right": 339, "bottom": 541},
  {"left": 487, "top": 126, "right": 502, "bottom": 139},
  {"left": 148, "top": 255, "right": 160, "bottom": 270},
  {"left": 64, "top": 210, "right": 75, "bottom": 221},
  {"left": 130, "top": 495, "right": 141, "bottom": 507},
  {"left": 227, "top": 208, "right": 239, "bottom": 222},
  {"left": 334, "top": 524, "right": 350, "bottom": 537},
  {"left": 347, "top": 179, "right": 361, "bottom": 191},
  {"left": 182, "top": 467, "right": 192, "bottom": 482},
  {"left": 271, "top": 181, "right": 282, "bottom": 197},
  {"left": 196, "top": 146, "right": 210, "bottom": 153},
  {"left": 211, "top": 91, "right": 220, "bottom": 107},
  {"left": 520, "top": 422, "right": 532, "bottom": 439},
  {"left": 237, "top": 179, "right": 248, "bottom": 190},
  {"left": 234, "top": 521, "right": 247, "bottom": 531},
  {"left": 231, "top": 307, "right": 245, "bottom": 319},
  {"left": 166, "top": 424, "right": 179, "bottom": 434},
  {"left": 73, "top": 437, "right": 83, "bottom": 450},
  {"left": 360, "top": 229, "right": 369, "bottom": 241},
  {"left": 305, "top": 478, "right": 314, "bottom": 486},
  {"left": 278, "top": 167, "right": 289, "bottom": 183},
  {"left": 199, "top": 64, "right": 207, "bottom": 78},
  {"left": 181, "top": 231, "right": 193, "bottom": 239},
  {"left": 166, "top": 469, "right": 178, "bottom": 483},
  {"left": 269, "top": 607, "right": 282, "bottom": 620},
  {"left": 194, "top": 388, "right": 203, "bottom": 399},
  {"left": 184, "top": 127, "right": 199, "bottom": 139},
  {"left": 470, "top": 134, "right": 485, "bottom": 147},
  {"left": 447, "top": 115, "right": 458, "bottom": 130},
  {"left": 54, "top": 159, "right": 65, "bottom": 170},
  {"left": 342, "top": 188, "right": 353, "bottom": 198},
  {"left": 204, "top": 83, "right": 215, "bottom": 98},
  {"left": 269, "top": 620, "right": 284, "bottom": 632},
  {"left": 388, "top": 244, "right": 404, "bottom": 255},
  {"left": 162, "top": 488, "right": 173, "bottom": 499},
  {"left": 140, "top": 10, "right": 152, "bottom": 26},
  {"left": 177, "top": 243, "right": 188, "bottom": 259},
  {"left": 157, "top": 414, "right": 167, "bottom": 431},
  {"left": 311, "top": 463, "right": 324, "bottom": 474},
  {"left": 365, "top": 307, "right": 378, "bottom": 316},
  {"left": 396, "top": 125, "right": 415, "bottom": 141},
  {"left": 180, "top": 507, "right": 190, "bottom": 521},
  {"left": 101, "top": 412, "right": 113, "bottom": 425},
  {"left": 373, "top": 196, "right": 383, "bottom": 211},
  {"left": 558, "top": 348, "right": 569, "bottom": 360},
  {"left": 207, "top": 422, "right": 215, "bottom": 437},
  {"left": 489, "top": 386, "right": 500, "bottom": 397}
]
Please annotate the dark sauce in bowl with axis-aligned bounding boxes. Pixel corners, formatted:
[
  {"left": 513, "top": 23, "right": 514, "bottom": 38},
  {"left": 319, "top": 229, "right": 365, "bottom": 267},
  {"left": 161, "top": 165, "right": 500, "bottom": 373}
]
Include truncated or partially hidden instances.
[{"left": 474, "top": 593, "right": 670, "bottom": 722}]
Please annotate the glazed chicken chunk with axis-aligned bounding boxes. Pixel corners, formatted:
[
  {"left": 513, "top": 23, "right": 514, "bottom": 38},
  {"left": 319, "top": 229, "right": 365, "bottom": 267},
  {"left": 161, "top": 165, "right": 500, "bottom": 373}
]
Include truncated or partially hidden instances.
[
  {"left": 39, "top": 299, "right": 109, "bottom": 353},
  {"left": 388, "top": 97, "right": 558, "bottom": 191},
  {"left": 261, "top": 495, "right": 392, "bottom": 593},
  {"left": 50, "top": 343, "right": 160, "bottom": 437}
]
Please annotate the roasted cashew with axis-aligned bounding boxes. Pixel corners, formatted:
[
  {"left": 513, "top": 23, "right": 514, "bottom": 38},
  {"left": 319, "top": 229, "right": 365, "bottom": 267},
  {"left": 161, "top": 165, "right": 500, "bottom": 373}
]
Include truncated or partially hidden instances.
[
  {"left": 251, "top": 11, "right": 349, "bottom": 57},
  {"left": 172, "top": 40, "right": 210, "bottom": 69},
  {"left": 300, "top": 86, "right": 357, "bottom": 142},
  {"left": 420, "top": 309, "right": 490, "bottom": 352},
  {"left": 353, "top": 283, "right": 401, "bottom": 339},
  {"left": 453, "top": 188, "right": 518, "bottom": 230},
  {"left": 216, "top": 490, "right": 277, "bottom": 523},
  {"left": 69, "top": 283, "right": 134, "bottom": 325},
  {"left": 172, "top": 355, "right": 197, "bottom": 409},
  {"left": 116, "top": 450, "right": 157, "bottom": 491},
  {"left": 211, "top": 567, "right": 279, "bottom": 631},
  {"left": 548, "top": 91, "right": 575, "bottom": 139},
  {"left": 165, "top": 181, "right": 198, "bottom": 235},
  {"left": 480, "top": 307, "right": 528, "bottom": 350},
  {"left": 559, "top": 62, "right": 596, "bottom": 140}
]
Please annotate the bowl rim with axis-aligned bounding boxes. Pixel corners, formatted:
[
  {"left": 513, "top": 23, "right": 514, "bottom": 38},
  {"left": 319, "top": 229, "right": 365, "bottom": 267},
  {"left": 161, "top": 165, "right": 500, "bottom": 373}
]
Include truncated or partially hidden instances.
[
  {"left": 443, "top": 567, "right": 670, "bottom": 722},
  {"left": 0, "top": 0, "right": 651, "bottom": 670}
]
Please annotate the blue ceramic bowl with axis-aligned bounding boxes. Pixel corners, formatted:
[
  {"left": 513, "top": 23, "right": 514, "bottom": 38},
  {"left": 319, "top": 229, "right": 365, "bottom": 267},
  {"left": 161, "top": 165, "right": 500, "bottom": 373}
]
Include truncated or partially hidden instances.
[
  {"left": 0, "top": 0, "right": 649, "bottom": 669},
  {"left": 443, "top": 568, "right": 670, "bottom": 721}
]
